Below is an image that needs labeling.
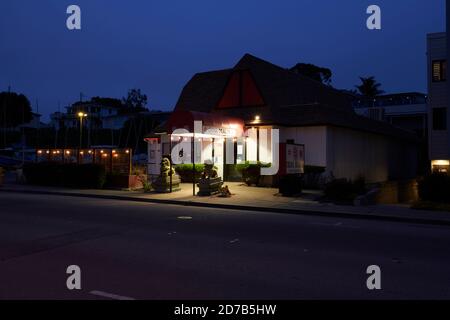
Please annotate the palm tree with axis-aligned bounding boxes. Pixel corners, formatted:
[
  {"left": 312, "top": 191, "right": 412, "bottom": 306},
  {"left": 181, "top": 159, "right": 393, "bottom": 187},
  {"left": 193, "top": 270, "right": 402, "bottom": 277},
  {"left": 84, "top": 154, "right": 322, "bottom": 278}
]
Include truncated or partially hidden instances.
[{"left": 355, "top": 76, "right": 384, "bottom": 99}]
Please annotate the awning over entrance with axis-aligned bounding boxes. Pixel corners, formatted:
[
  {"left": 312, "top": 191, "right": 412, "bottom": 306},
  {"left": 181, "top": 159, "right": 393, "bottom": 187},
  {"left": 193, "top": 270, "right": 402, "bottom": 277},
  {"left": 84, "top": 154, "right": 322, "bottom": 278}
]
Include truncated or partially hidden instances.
[{"left": 165, "top": 110, "right": 244, "bottom": 137}]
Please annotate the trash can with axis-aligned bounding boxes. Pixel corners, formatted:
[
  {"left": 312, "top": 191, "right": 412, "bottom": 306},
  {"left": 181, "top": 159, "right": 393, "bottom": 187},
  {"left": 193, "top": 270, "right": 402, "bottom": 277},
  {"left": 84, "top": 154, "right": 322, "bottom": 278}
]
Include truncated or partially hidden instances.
[{"left": 279, "top": 174, "right": 302, "bottom": 197}]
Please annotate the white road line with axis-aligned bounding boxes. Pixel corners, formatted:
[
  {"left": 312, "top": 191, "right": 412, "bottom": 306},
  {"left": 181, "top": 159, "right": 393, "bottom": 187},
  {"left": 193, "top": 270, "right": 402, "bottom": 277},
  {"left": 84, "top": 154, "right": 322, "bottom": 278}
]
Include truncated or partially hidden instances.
[
  {"left": 90, "top": 290, "right": 136, "bottom": 300},
  {"left": 177, "top": 216, "right": 193, "bottom": 220}
]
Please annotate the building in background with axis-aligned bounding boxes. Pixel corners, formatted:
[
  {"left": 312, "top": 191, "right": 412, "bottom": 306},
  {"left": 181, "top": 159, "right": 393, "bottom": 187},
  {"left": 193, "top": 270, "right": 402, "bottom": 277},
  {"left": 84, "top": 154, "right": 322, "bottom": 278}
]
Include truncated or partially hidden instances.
[
  {"left": 353, "top": 92, "right": 428, "bottom": 138},
  {"left": 49, "top": 100, "right": 121, "bottom": 130},
  {"left": 427, "top": 32, "right": 449, "bottom": 173},
  {"left": 14, "top": 112, "right": 49, "bottom": 131}
]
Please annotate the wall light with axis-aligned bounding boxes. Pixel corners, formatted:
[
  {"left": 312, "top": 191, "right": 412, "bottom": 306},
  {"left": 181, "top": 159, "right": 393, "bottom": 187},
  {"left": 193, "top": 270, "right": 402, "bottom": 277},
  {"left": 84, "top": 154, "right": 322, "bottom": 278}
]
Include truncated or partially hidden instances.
[{"left": 432, "top": 160, "right": 450, "bottom": 166}]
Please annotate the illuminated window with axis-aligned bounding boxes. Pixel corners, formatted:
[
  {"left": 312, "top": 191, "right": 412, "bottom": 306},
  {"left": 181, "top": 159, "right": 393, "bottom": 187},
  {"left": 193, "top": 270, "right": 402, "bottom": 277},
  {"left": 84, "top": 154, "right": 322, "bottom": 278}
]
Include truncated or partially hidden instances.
[
  {"left": 432, "top": 60, "right": 447, "bottom": 82},
  {"left": 431, "top": 160, "right": 450, "bottom": 173}
]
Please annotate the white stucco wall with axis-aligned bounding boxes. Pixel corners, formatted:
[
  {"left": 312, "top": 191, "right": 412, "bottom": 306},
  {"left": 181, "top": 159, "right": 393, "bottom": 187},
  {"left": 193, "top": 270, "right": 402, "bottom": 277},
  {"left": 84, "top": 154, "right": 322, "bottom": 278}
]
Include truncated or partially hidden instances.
[
  {"left": 280, "top": 125, "right": 417, "bottom": 183},
  {"left": 279, "top": 126, "right": 327, "bottom": 167},
  {"left": 326, "top": 127, "right": 418, "bottom": 183},
  {"left": 326, "top": 127, "right": 389, "bottom": 183}
]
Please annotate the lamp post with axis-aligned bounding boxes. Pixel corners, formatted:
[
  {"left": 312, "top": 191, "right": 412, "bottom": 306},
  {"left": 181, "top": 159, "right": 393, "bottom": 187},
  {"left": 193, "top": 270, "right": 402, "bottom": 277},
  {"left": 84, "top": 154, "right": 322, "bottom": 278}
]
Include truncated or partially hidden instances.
[{"left": 78, "top": 112, "right": 87, "bottom": 149}]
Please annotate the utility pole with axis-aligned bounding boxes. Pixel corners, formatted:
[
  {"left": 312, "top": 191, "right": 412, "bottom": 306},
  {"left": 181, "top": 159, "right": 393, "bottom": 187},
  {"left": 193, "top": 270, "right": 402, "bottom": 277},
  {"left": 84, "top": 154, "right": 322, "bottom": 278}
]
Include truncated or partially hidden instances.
[{"left": 36, "top": 99, "right": 40, "bottom": 150}]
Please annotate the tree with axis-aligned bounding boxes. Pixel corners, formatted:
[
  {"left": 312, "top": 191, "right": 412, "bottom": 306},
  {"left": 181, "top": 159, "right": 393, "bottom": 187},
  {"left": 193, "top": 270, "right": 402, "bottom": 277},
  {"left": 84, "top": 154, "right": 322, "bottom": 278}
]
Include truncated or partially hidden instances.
[
  {"left": 290, "top": 63, "right": 333, "bottom": 85},
  {"left": 355, "top": 76, "right": 384, "bottom": 99},
  {"left": 90, "top": 97, "right": 123, "bottom": 108},
  {"left": 0, "top": 91, "right": 33, "bottom": 128},
  {"left": 122, "top": 89, "right": 148, "bottom": 113}
]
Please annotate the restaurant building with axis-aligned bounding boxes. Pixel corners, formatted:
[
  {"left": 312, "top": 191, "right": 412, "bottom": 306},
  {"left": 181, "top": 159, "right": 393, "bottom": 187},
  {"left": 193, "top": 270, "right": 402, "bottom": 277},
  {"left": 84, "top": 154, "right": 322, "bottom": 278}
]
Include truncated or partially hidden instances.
[{"left": 146, "top": 54, "right": 419, "bottom": 185}]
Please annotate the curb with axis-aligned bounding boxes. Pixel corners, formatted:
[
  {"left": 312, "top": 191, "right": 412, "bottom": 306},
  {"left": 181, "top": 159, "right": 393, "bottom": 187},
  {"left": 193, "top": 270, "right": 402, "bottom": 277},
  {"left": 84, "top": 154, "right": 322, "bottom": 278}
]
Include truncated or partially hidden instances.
[{"left": 1, "top": 187, "right": 450, "bottom": 227}]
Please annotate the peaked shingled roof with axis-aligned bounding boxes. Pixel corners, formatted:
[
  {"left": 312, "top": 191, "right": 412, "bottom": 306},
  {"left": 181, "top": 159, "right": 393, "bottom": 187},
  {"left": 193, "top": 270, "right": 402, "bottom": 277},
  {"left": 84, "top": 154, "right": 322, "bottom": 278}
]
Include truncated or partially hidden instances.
[{"left": 173, "top": 54, "right": 418, "bottom": 141}]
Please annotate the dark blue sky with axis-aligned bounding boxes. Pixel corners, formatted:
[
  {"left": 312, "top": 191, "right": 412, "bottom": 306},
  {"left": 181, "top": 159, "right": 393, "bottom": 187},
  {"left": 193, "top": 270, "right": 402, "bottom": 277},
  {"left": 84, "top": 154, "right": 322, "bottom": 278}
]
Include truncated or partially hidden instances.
[{"left": 0, "top": 0, "right": 445, "bottom": 120}]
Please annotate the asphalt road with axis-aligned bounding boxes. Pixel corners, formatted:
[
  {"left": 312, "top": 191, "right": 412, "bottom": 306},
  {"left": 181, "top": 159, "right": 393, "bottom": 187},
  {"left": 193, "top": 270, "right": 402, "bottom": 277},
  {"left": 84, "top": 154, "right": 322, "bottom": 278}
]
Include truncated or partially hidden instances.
[{"left": 0, "top": 192, "right": 450, "bottom": 300}]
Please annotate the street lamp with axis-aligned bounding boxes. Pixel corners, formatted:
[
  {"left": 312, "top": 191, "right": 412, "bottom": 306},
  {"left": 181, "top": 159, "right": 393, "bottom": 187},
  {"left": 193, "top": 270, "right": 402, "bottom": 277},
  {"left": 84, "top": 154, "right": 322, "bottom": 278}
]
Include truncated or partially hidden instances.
[{"left": 78, "top": 112, "right": 88, "bottom": 148}]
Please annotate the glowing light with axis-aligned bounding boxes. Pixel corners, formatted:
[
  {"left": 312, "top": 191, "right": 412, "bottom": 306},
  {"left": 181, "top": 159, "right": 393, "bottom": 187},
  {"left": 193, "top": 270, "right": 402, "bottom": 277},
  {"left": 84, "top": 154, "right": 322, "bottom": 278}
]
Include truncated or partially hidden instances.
[
  {"left": 112, "top": 150, "right": 116, "bottom": 153},
  {"left": 100, "top": 150, "right": 104, "bottom": 154},
  {"left": 37, "top": 150, "right": 43, "bottom": 154},
  {"left": 102, "top": 153, "right": 108, "bottom": 158},
  {"left": 80, "top": 151, "right": 84, "bottom": 155},
  {"left": 46, "top": 150, "right": 50, "bottom": 154},
  {"left": 88, "top": 150, "right": 93, "bottom": 154},
  {"left": 125, "top": 150, "right": 130, "bottom": 154},
  {"left": 432, "top": 160, "right": 450, "bottom": 166},
  {"left": 66, "top": 151, "right": 70, "bottom": 155},
  {"left": 113, "top": 154, "right": 119, "bottom": 158},
  {"left": 254, "top": 115, "right": 260, "bottom": 121}
]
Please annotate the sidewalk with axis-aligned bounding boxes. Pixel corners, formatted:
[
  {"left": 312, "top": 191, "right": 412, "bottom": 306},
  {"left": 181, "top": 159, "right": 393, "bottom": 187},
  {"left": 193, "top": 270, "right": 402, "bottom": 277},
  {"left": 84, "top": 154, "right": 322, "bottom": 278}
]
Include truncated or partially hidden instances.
[{"left": 1, "top": 182, "right": 450, "bottom": 226}]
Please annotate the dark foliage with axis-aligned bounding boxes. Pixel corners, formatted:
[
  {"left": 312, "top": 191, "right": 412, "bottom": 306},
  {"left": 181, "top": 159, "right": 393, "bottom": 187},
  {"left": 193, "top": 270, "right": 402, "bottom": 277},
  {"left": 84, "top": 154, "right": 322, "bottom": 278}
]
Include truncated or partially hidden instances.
[
  {"left": 174, "top": 164, "right": 205, "bottom": 183},
  {"left": 355, "top": 76, "right": 384, "bottom": 99},
  {"left": 290, "top": 63, "right": 332, "bottom": 85},
  {"left": 23, "top": 163, "right": 106, "bottom": 189},
  {"left": 122, "top": 89, "right": 148, "bottom": 113},
  {"left": 236, "top": 162, "right": 271, "bottom": 186},
  {"left": 0, "top": 91, "right": 33, "bottom": 128},
  {"left": 418, "top": 173, "right": 450, "bottom": 203},
  {"left": 324, "top": 177, "right": 366, "bottom": 203}
]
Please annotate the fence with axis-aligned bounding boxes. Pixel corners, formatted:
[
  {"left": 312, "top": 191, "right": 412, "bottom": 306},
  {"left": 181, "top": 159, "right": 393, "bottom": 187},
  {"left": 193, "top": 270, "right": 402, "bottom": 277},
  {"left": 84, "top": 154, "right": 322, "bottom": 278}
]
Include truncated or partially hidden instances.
[{"left": 36, "top": 148, "right": 132, "bottom": 175}]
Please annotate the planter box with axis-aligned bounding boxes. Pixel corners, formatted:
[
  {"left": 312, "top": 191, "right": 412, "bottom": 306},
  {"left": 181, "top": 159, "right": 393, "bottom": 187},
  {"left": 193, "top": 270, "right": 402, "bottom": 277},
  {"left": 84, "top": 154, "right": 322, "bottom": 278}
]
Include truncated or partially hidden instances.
[{"left": 105, "top": 174, "right": 146, "bottom": 189}]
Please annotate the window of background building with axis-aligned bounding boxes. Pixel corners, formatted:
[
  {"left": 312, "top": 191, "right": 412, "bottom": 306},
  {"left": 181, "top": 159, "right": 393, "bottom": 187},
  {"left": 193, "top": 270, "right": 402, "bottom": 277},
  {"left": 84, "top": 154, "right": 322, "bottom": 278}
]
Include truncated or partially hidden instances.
[
  {"left": 432, "top": 107, "right": 447, "bottom": 130},
  {"left": 432, "top": 60, "right": 447, "bottom": 82}
]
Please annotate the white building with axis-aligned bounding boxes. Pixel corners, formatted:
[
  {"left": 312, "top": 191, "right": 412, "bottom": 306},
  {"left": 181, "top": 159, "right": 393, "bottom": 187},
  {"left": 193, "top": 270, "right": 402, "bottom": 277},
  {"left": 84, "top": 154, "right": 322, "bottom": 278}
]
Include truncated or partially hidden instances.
[
  {"left": 50, "top": 100, "right": 121, "bottom": 130},
  {"left": 146, "top": 54, "right": 419, "bottom": 185}
]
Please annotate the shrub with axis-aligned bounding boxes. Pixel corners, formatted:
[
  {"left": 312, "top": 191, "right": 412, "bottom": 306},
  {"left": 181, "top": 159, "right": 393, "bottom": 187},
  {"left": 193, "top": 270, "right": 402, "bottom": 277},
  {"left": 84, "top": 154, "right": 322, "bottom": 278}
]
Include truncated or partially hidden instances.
[
  {"left": 324, "top": 176, "right": 366, "bottom": 203},
  {"left": 174, "top": 164, "right": 205, "bottom": 183},
  {"left": 304, "top": 166, "right": 326, "bottom": 174},
  {"left": 302, "top": 166, "right": 326, "bottom": 189},
  {"left": 418, "top": 173, "right": 450, "bottom": 203},
  {"left": 236, "top": 161, "right": 271, "bottom": 186},
  {"left": 23, "top": 163, "right": 106, "bottom": 189}
]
